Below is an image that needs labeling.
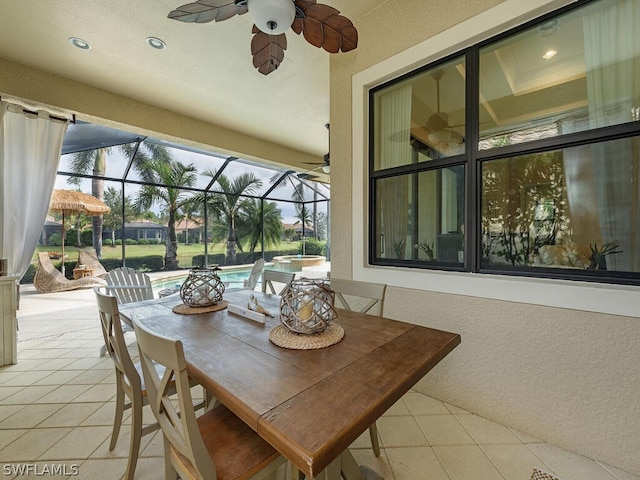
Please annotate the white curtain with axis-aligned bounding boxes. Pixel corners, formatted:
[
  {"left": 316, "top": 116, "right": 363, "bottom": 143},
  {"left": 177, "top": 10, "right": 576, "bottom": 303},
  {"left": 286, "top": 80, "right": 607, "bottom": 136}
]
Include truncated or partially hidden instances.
[
  {"left": 583, "top": 0, "right": 640, "bottom": 271},
  {"left": 376, "top": 84, "right": 412, "bottom": 258},
  {"left": 0, "top": 101, "right": 69, "bottom": 279}
]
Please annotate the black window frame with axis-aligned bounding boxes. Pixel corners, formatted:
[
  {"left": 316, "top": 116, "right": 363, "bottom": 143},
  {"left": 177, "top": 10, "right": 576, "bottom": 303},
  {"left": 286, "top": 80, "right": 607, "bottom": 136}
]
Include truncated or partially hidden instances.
[{"left": 368, "top": 0, "right": 640, "bottom": 285}]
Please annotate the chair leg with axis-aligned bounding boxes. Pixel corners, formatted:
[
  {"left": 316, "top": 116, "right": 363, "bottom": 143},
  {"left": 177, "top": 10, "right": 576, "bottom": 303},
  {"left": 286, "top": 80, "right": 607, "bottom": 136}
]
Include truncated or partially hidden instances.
[
  {"left": 290, "top": 464, "right": 305, "bottom": 480},
  {"left": 204, "top": 388, "right": 216, "bottom": 411},
  {"left": 164, "top": 439, "right": 179, "bottom": 480},
  {"left": 124, "top": 397, "right": 143, "bottom": 480},
  {"left": 109, "top": 380, "right": 125, "bottom": 450},
  {"left": 369, "top": 422, "right": 381, "bottom": 457}
]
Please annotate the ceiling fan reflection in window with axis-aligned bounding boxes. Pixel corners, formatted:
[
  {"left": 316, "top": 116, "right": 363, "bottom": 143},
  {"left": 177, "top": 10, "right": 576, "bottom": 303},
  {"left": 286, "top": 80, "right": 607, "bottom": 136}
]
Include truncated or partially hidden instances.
[
  {"left": 168, "top": 0, "right": 358, "bottom": 75},
  {"left": 417, "top": 69, "right": 464, "bottom": 151}
]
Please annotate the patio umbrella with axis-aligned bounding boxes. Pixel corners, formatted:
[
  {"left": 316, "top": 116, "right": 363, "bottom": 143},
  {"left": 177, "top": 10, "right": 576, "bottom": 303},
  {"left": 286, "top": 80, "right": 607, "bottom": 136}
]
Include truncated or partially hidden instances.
[{"left": 48, "top": 189, "right": 110, "bottom": 275}]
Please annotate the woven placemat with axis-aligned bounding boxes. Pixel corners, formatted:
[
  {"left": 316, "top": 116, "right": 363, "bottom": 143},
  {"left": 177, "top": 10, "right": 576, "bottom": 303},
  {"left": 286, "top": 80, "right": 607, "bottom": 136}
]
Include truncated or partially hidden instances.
[
  {"left": 172, "top": 301, "right": 228, "bottom": 315},
  {"left": 269, "top": 323, "right": 344, "bottom": 350}
]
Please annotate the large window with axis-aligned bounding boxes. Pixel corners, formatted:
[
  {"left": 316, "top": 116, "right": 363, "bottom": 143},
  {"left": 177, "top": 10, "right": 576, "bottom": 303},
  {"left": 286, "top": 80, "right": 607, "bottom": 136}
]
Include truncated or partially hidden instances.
[
  {"left": 371, "top": 57, "right": 467, "bottom": 268},
  {"left": 370, "top": 0, "right": 640, "bottom": 283}
]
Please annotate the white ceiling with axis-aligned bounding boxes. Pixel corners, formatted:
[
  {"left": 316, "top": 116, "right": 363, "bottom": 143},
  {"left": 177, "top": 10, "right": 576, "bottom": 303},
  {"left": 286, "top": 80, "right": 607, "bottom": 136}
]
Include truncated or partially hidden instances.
[{"left": 0, "top": 0, "right": 385, "bottom": 160}]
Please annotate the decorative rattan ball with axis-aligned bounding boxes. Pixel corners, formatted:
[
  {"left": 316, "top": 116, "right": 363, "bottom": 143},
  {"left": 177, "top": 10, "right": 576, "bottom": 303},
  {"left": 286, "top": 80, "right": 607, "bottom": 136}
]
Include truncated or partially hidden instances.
[
  {"left": 279, "top": 278, "right": 337, "bottom": 334},
  {"left": 180, "top": 267, "right": 225, "bottom": 307}
]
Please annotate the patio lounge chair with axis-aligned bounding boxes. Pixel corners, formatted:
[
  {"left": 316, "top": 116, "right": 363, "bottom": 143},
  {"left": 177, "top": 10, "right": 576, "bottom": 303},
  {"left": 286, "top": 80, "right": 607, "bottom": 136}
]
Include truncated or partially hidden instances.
[
  {"left": 76, "top": 248, "right": 108, "bottom": 278},
  {"left": 34, "top": 252, "right": 106, "bottom": 293}
]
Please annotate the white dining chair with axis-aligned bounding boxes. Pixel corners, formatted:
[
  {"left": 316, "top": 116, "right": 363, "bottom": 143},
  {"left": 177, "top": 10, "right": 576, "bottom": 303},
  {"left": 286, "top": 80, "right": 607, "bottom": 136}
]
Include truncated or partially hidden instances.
[
  {"left": 329, "top": 277, "right": 387, "bottom": 457},
  {"left": 98, "top": 267, "right": 154, "bottom": 357},
  {"left": 261, "top": 269, "right": 295, "bottom": 295},
  {"left": 243, "top": 258, "right": 265, "bottom": 289},
  {"left": 94, "top": 287, "right": 162, "bottom": 480},
  {"left": 95, "top": 287, "right": 209, "bottom": 480},
  {"left": 131, "top": 317, "right": 287, "bottom": 480}
]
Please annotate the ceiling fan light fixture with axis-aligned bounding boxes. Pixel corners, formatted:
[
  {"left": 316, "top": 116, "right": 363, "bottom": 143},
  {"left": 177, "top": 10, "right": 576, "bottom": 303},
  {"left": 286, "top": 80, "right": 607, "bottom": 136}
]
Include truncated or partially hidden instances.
[
  {"left": 321, "top": 165, "right": 331, "bottom": 174},
  {"left": 249, "top": 0, "right": 295, "bottom": 35}
]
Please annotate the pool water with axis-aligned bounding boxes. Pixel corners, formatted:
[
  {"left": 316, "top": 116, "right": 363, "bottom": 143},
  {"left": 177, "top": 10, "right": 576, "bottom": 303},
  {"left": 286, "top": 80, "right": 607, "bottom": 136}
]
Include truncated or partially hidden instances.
[{"left": 153, "top": 267, "right": 252, "bottom": 291}]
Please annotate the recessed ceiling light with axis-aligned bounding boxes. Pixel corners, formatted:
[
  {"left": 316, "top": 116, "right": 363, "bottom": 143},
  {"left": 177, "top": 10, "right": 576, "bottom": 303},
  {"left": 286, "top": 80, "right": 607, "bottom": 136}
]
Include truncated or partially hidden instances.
[
  {"left": 543, "top": 49, "right": 558, "bottom": 60},
  {"left": 69, "top": 37, "right": 91, "bottom": 50},
  {"left": 146, "top": 37, "right": 167, "bottom": 50}
]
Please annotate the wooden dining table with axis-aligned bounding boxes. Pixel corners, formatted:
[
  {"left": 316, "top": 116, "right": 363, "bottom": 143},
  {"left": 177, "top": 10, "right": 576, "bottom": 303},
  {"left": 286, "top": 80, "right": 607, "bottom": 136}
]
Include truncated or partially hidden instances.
[{"left": 119, "top": 288, "right": 461, "bottom": 479}]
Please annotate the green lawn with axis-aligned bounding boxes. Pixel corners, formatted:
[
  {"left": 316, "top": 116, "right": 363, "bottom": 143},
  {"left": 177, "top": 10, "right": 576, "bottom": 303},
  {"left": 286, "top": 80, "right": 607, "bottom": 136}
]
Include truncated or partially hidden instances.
[{"left": 34, "top": 240, "right": 302, "bottom": 263}]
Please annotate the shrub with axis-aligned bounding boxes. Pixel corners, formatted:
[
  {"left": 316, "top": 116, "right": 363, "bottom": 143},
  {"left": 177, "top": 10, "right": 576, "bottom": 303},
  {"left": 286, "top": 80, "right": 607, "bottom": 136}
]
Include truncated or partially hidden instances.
[
  {"left": 103, "top": 239, "right": 113, "bottom": 247},
  {"left": 192, "top": 253, "right": 226, "bottom": 268},
  {"left": 114, "top": 239, "right": 122, "bottom": 246},
  {"left": 64, "top": 229, "right": 79, "bottom": 247},
  {"left": 299, "top": 239, "right": 325, "bottom": 255},
  {"left": 48, "top": 233, "right": 62, "bottom": 247},
  {"left": 124, "top": 239, "right": 138, "bottom": 245},
  {"left": 20, "top": 264, "right": 37, "bottom": 284},
  {"left": 81, "top": 229, "right": 93, "bottom": 246}
]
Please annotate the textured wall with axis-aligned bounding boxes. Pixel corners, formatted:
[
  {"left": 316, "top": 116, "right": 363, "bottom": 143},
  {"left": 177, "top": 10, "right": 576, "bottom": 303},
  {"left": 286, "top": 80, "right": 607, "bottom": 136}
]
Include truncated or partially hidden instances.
[
  {"left": 386, "top": 287, "right": 640, "bottom": 474},
  {"left": 329, "top": 0, "right": 640, "bottom": 475}
]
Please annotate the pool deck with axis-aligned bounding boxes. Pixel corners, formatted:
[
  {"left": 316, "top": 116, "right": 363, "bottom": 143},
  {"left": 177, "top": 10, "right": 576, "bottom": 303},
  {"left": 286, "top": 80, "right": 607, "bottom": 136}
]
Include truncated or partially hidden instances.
[{"left": 17, "top": 261, "right": 330, "bottom": 317}]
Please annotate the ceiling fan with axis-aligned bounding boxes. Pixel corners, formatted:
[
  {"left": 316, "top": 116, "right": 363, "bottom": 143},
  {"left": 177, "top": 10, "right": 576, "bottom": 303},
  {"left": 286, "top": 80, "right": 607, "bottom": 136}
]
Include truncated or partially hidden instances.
[
  {"left": 302, "top": 123, "right": 330, "bottom": 173},
  {"left": 168, "top": 0, "right": 358, "bottom": 75},
  {"left": 421, "top": 70, "right": 464, "bottom": 149},
  {"left": 298, "top": 123, "right": 330, "bottom": 181}
]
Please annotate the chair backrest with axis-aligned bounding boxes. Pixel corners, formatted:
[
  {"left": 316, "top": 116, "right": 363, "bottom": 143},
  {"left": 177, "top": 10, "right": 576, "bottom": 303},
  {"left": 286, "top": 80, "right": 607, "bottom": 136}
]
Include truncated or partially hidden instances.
[
  {"left": 105, "top": 267, "right": 154, "bottom": 304},
  {"left": 37, "top": 252, "right": 63, "bottom": 277},
  {"left": 77, "top": 249, "right": 107, "bottom": 277},
  {"left": 94, "top": 287, "right": 141, "bottom": 392},
  {"left": 330, "top": 278, "right": 387, "bottom": 316},
  {"left": 261, "top": 269, "right": 295, "bottom": 295},
  {"left": 243, "top": 258, "right": 265, "bottom": 289},
  {"left": 132, "top": 318, "right": 216, "bottom": 479}
]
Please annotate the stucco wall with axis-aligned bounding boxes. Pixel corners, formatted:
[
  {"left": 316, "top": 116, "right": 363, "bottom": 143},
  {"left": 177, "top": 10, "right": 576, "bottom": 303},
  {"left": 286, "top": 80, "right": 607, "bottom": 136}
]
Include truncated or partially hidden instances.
[{"left": 330, "top": 0, "right": 640, "bottom": 475}]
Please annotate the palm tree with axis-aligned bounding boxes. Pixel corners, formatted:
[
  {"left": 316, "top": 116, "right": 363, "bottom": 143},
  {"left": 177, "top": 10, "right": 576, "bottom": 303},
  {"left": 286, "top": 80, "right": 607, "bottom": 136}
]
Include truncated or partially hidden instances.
[
  {"left": 102, "top": 187, "right": 137, "bottom": 247},
  {"left": 68, "top": 149, "right": 107, "bottom": 256},
  {"left": 204, "top": 171, "right": 262, "bottom": 264},
  {"left": 292, "top": 183, "right": 313, "bottom": 234},
  {"left": 68, "top": 142, "right": 171, "bottom": 257},
  {"left": 237, "top": 199, "right": 283, "bottom": 253},
  {"left": 134, "top": 158, "right": 198, "bottom": 270}
]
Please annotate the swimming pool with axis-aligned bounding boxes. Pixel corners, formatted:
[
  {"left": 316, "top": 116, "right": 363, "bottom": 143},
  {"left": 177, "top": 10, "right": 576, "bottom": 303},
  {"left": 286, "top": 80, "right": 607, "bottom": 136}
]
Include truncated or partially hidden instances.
[{"left": 152, "top": 267, "right": 252, "bottom": 291}]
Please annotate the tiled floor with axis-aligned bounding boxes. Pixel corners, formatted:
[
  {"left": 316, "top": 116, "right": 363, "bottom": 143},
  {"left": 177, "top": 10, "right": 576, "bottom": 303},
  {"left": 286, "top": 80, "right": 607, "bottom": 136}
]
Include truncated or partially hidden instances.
[{"left": 0, "top": 286, "right": 637, "bottom": 480}]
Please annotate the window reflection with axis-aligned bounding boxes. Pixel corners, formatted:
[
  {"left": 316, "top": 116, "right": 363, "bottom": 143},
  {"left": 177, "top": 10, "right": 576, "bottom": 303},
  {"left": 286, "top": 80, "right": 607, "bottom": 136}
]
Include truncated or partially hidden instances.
[
  {"left": 375, "top": 165, "right": 465, "bottom": 264},
  {"left": 481, "top": 136, "right": 640, "bottom": 273},
  {"left": 372, "top": 58, "right": 466, "bottom": 170},
  {"left": 479, "top": 0, "right": 640, "bottom": 149}
]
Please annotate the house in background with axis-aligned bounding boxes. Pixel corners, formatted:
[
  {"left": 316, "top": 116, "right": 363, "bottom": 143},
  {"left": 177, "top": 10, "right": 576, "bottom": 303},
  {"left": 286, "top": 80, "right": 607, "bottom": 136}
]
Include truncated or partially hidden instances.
[
  {"left": 38, "top": 216, "right": 62, "bottom": 246},
  {"left": 104, "top": 221, "right": 167, "bottom": 244},
  {"left": 174, "top": 218, "right": 203, "bottom": 243},
  {"left": 281, "top": 223, "right": 316, "bottom": 241}
]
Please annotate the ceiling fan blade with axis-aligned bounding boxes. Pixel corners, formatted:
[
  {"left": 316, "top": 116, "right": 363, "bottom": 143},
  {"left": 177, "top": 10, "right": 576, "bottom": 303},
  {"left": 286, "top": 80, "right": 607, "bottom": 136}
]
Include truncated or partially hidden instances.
[
  {"left": 251, "top": 26, "right": 287, "bottom": 75},
  {"left": 168, "top": 0, "right": 247, "bottom": 23},
  {"left": 291, "top": 2, "right": 358, "bottom": 53}
]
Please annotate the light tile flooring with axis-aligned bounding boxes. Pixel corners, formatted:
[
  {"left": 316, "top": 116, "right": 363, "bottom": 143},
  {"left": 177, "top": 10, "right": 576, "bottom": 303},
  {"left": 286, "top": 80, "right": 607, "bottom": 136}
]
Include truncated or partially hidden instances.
[{"left": 1, "top": 286, "right": 638, "bottom": 480}]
